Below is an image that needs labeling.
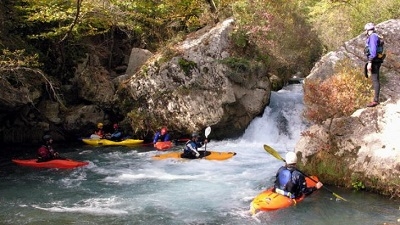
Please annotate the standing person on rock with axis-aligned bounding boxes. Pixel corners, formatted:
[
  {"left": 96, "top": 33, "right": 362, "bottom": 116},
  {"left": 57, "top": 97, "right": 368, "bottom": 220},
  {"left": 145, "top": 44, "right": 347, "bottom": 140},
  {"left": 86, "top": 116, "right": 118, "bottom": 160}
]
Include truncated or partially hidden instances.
[{"left": 364, "top": 22, "right": 384, "bottom": 107}]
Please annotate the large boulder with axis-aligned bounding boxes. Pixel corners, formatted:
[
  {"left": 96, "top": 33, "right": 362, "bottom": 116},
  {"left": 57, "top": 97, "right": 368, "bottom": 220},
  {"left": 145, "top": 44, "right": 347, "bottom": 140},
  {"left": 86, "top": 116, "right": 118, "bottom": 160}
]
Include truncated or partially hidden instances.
[
  {"left": 73, "top": 54, "right": 116, "bottom": 106},
  {"left": 121, "top": 18, "right": 271, "bottom": 138}
]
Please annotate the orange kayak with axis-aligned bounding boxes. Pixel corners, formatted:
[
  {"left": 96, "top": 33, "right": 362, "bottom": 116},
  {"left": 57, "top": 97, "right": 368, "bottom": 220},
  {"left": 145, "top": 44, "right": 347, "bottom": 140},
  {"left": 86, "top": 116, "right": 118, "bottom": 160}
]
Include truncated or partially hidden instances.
[
  {"left": 152, "top": 150, "right": 236, "bottom": 161},
  {"left": 12, "top": 159, "right": 89, "bottom": 169},
  {"left": 154, "top": 141, "right": 173, "bottom": 150},
  {"left": 250, "top": 176, "right": 319, "bottom": 214}
]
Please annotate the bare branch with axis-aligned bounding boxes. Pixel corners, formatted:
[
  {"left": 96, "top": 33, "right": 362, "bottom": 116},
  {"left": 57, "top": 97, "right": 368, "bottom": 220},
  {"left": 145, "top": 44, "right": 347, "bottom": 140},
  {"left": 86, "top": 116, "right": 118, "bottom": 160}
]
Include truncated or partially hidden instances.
[
  {"left": 59, "top": 0, "right": 83, "bottom": 43},
  {"left": 0, "top": 67, "right": 65, "bottom": 108}
]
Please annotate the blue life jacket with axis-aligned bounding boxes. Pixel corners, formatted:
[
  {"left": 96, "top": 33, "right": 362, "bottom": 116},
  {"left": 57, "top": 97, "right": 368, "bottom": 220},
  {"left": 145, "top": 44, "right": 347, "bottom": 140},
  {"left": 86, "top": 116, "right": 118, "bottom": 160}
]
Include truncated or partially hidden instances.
[
  {"left": 274, "top": 167, "right": 297, "bottom": 198},
  {"left": 153, "top": 132, "right": 171, "bottom": 143},
  {"left": 277, "top": 169, "right": 294, "bottom": 192},
  {"left": 184, "top": 140, "right": 202, "bottom": 154},
  {"left": 278, "top": 169, "right": 291, "bottom": 190}
]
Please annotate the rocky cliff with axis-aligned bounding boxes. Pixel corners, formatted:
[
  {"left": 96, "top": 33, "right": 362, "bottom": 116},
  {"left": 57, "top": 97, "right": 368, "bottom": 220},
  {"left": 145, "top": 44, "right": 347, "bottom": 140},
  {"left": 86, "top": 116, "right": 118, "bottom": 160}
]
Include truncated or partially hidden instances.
[
  {"left": 297, "top": 19, "right": 400, "bottom": 198},
  {"left": 118, "top": 18, "right": 271, "bottom": 138},
  {"left": 0, "top": 18, "right": 271, "bottom": 143}
]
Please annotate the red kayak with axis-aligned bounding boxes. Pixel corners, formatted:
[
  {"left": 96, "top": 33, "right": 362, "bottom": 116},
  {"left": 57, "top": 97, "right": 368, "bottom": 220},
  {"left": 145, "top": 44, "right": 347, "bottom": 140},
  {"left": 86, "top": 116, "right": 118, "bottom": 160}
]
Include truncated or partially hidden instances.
[
  {"left": 12, "top": 159, "right": 89, "bottom": 169},
  {"left": 154, "top": 141, "right": 173, "bottom": 150}
]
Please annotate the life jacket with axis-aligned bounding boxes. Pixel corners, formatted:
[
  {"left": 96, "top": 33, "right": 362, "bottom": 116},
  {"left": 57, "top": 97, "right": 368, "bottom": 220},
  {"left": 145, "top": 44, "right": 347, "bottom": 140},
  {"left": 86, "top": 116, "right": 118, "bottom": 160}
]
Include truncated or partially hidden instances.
[
  {"left": 184, "top": 140, "right": 198, "bottom": 153},
  {"left": 275, "top": 167, "right": 295, "bottom": 198},
  {"left": 37, "top": 145, "right": 54, "bottom": 161},
  {"left": 364, "top": 33, "right": 386, "bottom": 62},
  {"left": 94, "top": 129, "right": 104, "bottom": 138},
  {"left": 110, "top": 129, "right": 123, "bottom": 140}
]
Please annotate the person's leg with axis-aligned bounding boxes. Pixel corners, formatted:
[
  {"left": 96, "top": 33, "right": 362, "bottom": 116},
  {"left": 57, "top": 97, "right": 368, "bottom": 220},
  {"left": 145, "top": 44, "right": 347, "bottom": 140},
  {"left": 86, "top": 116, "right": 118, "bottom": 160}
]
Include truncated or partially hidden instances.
[
  {"left": 368, "top": 62, "right": 381, "bottom": 107},
  {"left": 371, "top": 62, "right": 381, "bottom": 102}
]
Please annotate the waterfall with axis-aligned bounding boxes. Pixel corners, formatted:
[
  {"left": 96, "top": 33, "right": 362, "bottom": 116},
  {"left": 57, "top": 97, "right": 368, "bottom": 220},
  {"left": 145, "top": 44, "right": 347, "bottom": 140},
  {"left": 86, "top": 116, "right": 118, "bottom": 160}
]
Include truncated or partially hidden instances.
[{"left": 240, "top": 83, "right": 308, "bottom": 151}]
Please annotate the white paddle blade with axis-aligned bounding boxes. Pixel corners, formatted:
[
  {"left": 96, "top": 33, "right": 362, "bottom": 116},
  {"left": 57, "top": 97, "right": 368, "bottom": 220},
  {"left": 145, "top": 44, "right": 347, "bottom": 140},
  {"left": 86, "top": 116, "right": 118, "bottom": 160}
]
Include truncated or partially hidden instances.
[{"left": 205, "top": 126, "right": 211, "bottom": 138}]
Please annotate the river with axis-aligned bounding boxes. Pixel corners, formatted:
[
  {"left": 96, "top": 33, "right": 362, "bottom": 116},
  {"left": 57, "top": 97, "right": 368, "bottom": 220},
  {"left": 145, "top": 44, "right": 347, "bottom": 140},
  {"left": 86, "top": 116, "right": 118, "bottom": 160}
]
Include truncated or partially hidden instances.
[{"left": 0, "top": 84, "right": 398, "bottom": 225}]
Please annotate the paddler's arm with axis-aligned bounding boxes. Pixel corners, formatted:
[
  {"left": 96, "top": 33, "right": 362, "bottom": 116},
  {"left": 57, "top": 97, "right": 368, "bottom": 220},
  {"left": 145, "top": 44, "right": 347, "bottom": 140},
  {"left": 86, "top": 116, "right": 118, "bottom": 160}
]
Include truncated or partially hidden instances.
[
  {"left": 304, "top": 181, "right": 323, "bottom": 196},
  {"left": 187, "top": 142, "right": 200, "bottom": 158},
  {"left": 299, "top": 175, "right": 323, "bottom": 196}
]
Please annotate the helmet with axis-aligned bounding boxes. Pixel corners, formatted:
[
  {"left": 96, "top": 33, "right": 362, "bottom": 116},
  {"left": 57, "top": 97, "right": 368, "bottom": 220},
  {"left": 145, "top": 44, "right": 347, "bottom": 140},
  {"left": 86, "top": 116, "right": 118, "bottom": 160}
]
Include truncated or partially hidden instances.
[
  {"left": 113, "top": 123, "right": 119, "bottom": 129},
  {"left": 364, "top": 22, "right": 375, "bottom": 31},
  {"left": 192, "top": 132, "right": 199, "bottom": 138},
  {"left": 285, "top": 152, "right": 297, "bottom": 164},
  {"left": 97, "top": 123, "right": 103, "bottom": 128},
  {"left": 43, "top": 135, "right": 52, "bottom": 142},
  {"left": 161, "top": 127, "right": 167, "bottom": 135}
]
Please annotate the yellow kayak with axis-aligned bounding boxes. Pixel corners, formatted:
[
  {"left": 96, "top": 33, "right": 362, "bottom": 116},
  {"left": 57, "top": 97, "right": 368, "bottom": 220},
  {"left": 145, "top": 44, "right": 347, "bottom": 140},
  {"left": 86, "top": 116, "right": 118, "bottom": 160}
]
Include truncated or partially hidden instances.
[
  {"left": 152, "top": 150, "right": 236, "bottom": 161},
  {"left": 82, "top": 138, "right": 144, "bottom": 146}
]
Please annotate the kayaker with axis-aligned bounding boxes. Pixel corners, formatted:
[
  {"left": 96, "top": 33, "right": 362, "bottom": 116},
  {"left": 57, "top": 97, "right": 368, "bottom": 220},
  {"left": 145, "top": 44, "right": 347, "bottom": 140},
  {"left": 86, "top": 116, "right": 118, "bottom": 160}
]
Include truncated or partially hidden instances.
[
  {"left": 153, "top": 127, "right": 171, "bottom": 144},
  {"left": 274, "top": 152, "right": 323, "bottom": 198},
  {"left": 107, "top": 123, "right": 124, "bottom": 141},
  {"left": 90, "top": 122, "right": 105, "bottom": 139},
  {"left": 182, "top": 132, "right": 208, "bottom": 159},
  {"left": 37, "top": 135, "right": 61, "bottom": 162}
]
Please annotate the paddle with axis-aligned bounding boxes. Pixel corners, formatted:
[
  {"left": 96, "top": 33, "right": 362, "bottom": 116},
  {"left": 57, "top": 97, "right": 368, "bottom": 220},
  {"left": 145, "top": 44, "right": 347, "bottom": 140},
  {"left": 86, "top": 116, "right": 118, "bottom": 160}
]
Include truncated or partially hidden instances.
[
  {"left": 263, "top": 144, "right": 348, "bottom": 202},
  {"left": 204, "top": 126, "right": 211, "bottom": 157}
]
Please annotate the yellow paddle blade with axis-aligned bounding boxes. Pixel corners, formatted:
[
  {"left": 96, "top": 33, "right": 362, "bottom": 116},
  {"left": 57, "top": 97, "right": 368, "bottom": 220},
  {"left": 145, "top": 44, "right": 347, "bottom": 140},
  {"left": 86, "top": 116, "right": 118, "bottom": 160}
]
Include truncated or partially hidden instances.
[
  {"left": 333, "top": 192, "right": 348, "bottom": 202},
  {"left": 263, "top": 144, "right": 285, "bottom": 161}
]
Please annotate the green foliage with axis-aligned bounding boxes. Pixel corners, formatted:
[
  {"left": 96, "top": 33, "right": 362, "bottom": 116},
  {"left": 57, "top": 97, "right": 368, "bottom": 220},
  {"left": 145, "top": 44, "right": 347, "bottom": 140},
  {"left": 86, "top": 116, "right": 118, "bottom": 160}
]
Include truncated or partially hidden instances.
[
  {"left": 307, "top": 0, "right": 400, "bottom": 51},
  {"left": 2, "top": 0, "right": 224, "bottom": 81},
  {"left": 298, "top": 149, "right": 350, "bottom": 186},
  {"left": 231, "top": 0, "right": 323, "bottom": 78},
  {"left": 303, "top": 59, "right": 371, "bottom": 126},
  {"left": 352, "top": 180, "right": 366, "bottom": 191},
  {"left": 0, "top": 49, "right": 40, "bottom": 68},
  {"left": 178, "top": 58, "right": 197, "bottom": 75},
  {"left": 220, "top": 57, "right": 250, "bottom": 72},
  {"left": 220, "top": 57, "right": 251, "bottom": 83}
]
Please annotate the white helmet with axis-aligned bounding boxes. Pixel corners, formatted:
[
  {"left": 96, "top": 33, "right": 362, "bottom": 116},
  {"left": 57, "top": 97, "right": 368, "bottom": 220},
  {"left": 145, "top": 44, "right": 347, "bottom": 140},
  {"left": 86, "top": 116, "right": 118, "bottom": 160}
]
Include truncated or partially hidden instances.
[
  {"left": 285, "top": 152, "right": 297, "bottom": 164},
  {"left": 364, "top": 22, "right": 375, "bottom": 31}
]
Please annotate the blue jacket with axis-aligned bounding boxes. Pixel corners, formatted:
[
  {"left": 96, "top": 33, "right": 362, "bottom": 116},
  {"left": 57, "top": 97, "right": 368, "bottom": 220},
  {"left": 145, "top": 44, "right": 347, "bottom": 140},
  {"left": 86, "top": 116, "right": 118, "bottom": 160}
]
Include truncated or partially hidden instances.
[
  {"left": 153, "top": 132, "right": 171, "bottom": 144},
  {"left": 110, "top": 129, "right": 123, "bottom": 141},
  {"left": 274, "top": 166, "right": 315, "bottom": 198},
  {"left": 365, "top": 32, "right": 379, "bottom": 61},
  {"left": 183, "top": 140, "right": 203, "bottom": 154}
]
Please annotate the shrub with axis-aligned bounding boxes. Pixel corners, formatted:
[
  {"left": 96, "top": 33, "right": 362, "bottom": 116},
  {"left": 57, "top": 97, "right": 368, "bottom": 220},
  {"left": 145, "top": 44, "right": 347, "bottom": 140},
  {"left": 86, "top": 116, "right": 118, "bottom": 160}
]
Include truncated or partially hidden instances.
[{"left": 303, "top": 59, "right": 372, "bottom": 128}]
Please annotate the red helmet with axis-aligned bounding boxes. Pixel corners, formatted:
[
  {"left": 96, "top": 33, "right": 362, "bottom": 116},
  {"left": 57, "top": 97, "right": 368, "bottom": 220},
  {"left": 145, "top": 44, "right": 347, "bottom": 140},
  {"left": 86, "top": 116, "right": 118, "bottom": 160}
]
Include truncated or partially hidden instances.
[
  {"left": 161, "top": 127, "right": 167, "bottom": 135},
  {"left": 113, "top": 123, "right": 119, "bottom": 129}
]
